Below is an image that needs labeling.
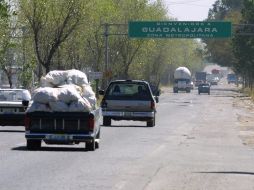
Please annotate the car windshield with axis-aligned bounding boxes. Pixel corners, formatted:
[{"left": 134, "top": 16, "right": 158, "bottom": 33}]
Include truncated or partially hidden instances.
[
  {"left": 0, "top": 90, "right": 31, "bottom": 101},
  {"left": 106, "top": 83, "right": 151, "bottom": 100}
]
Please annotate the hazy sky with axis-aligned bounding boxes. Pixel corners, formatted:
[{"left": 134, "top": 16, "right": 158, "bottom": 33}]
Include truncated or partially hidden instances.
[{"left": 163, "top": 0, "right": 216, "bottom": 21}]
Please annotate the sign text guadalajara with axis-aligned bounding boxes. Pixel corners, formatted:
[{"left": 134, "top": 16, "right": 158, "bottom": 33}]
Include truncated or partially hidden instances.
[{"left": 128, "top": 21, "right": 232, "bottom": 38}]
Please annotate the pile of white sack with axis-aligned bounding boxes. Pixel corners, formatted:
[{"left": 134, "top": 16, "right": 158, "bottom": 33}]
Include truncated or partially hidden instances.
[{"left": 27, "top": 69, "right": 97, "bottom": 112}]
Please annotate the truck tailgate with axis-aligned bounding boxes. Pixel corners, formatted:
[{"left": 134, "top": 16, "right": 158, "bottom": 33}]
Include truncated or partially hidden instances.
[{"left": 26, "top": 112, "right": 92, "bottom": 134}]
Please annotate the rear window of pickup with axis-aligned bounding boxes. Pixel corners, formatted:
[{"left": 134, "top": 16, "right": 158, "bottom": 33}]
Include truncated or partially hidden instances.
[{"left": 105, "top": 83, "right": 152, "bottom": 100}]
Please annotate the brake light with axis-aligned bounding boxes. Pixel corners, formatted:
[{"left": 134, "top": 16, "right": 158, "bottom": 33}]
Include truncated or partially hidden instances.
[
  {"left": 151, "top": 101, "right": 155, "bottom": 110},
  {"left": 24, "top": 115, "right": 30, "bottom": 130},
  {"left": 88, "top": 114, "right": 95, "bottom": 131}
]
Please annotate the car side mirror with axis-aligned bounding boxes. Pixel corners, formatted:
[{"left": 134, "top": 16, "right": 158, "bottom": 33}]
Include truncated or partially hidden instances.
[
  {"left": 155, "top": 89, "right": 161, "bottom": 96},
  {"left": 155, "top": 96, "right": 159, "bottom": 103},
  {"left": 98, "top": 90, "right": 105, "bottom": 95},
  {"left": 22, "top": 100, "right": 29, "bottom": 107}
]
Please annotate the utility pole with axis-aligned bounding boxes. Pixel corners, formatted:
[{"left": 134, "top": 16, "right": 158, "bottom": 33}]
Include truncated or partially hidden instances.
[
  {"left": 101, "top": 23, "right": 127, "bottom": 89},
  {"left": 104, "top": 23, "right": 109, "bottom": 87}
]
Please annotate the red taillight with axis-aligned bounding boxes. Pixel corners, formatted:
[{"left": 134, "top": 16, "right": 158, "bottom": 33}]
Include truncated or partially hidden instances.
[
  {"left": 151, "top": 101, "right": 155, "bottom": 110},
  {"left": 24, "top": 115, "right": 30, "bottom": 130},
  {"left": 88, "top": 114, "right": 95, "bottom": 131}
]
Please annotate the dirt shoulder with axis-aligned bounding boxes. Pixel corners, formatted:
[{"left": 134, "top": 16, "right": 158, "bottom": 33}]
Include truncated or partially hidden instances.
[{"left": 233, "top": 95, "right": 254, "bottom": 148}]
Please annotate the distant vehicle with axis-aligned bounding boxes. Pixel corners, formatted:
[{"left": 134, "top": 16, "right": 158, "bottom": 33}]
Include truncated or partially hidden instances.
[
  {"left": 198, "top": 83, "right": 210, "bottom": 95},
  {"left": 195, "top": 71, "right": 207, "bottom": 87},
  {"left": 227, "top": 73, "right": 237, "bottom": 84},
  {"left": 190, "top": 81, "right": 194, "bottom": 89},
  {"left": 210, "top": 76, "right": 219, "bottom": 85},
  {"left": 99, "top": 80, "right": 157, "bottom": 127},
  {"left": 0, "top": 89, "right": 31, "bottom": 126},
  {"left": 211, "top": 69, "right": 220, "bottom": 75},
  {"left": 173, "top": 67, "right": 192, "bottom": 93}
]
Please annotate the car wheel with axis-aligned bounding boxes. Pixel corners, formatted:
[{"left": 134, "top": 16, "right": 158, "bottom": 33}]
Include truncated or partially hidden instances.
[
  {"left": 103, "top": 116, "right": 111, "bottom": 126},
  {"left": 86, "top": 139, "right": 96, "bottom": 151},
  {"left": 95, "top": 129, "right": 100, "bottom": 149},
  {"left": 147, "top": 116, "right": 155, "bottom": 127},
  {"left": 96, "top": 129, "right": 100, "bottom": 139},
  {"left": 27, "top": 139, "right": 41, "bottom": 150},
  {"left": 95, "top": 141, "right": 99, "bottom": 149}
]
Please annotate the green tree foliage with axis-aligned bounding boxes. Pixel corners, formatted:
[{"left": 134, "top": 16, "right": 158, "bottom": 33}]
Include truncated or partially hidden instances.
[
  {"left": 0, "top": 0, "right": 17, "bottom": 88},
  {"left": 12, "top": 0, "right": 205, "bottom": 88},
  {"left": 232, "top": 0, "right": 254, "bottom": 88},
  {"left": 19, "top": 0, "right": 90, "bottom": 76},
  {"left": 204, "top": 0, "right": 243, "bottom": 67}
]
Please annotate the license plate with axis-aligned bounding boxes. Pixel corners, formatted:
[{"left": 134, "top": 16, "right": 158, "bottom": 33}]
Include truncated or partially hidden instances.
[
  {"left": 124, "top": 112, "right": 132, "bottom": 117},
  {"left": 46, "top": 134, "right": 73, "bottom": 141}
]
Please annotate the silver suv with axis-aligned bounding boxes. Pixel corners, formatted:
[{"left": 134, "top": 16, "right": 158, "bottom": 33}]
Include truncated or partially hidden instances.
[{"left": 99, "top": 80, "right": 157, "bottom": 127}]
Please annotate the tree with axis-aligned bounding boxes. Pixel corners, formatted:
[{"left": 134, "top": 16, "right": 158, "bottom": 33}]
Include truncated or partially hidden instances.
[
  {"left": 19, "top": 0, "right": 90, "bottom": 79},
  {"left": 0, "top": 0, "right": 17, "bottom": 88},
  {"left": 232, "top": 0, "right": 254, "bottom": 88},
  {"left": 204, "top": 0, "right": 243, "bottom": 67}
]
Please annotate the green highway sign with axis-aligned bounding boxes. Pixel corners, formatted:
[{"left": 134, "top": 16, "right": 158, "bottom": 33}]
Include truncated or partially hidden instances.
[{"left": 128, "top": 21, "right": 232, "bottom": 38}]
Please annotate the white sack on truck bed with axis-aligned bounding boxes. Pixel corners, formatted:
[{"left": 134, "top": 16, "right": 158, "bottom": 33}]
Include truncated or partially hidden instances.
[
  {"left": 66, "top": 69, "right": 89, "bottom": 86},
  {"left": 49, "top": 101, "right": 69, "bottom": 112},
  {"left": 29, "top": 69, "right": 95, "bottom": 112},
  {"left": 33, "top": 87, "right": 58, "bottom": 104},
  {"left": 82, "top": 84, "right": 97, "bottom": 108},
  {"left": 42, "top": 69, "right": 89, "bottom": 87},
  {"left": 27, "top": 102, "right": 51, "bottom": 112},
  {"left": 57, "top": 85, "right": 81, "bottom": 104},
  {"left": 40, "top": 76, "right": 54, "bottom": 87},
  {"left": 44, "top": 70, "right": 68, "bottom": 86},
  {"left": 69, "top": 97, "right": 92, "bottom": 112}
]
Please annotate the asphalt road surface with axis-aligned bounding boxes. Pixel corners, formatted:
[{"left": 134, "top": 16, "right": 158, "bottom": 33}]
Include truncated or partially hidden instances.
[{"left": 1, "top": 80, "right": 254, "bottom": 190}]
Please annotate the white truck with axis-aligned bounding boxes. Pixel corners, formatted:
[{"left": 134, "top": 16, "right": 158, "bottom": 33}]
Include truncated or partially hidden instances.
[{"left": 173, "top": 67, "right": 192, "bottom": 93}]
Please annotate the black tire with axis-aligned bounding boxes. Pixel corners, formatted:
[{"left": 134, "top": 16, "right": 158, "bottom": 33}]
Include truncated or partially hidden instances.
[
  {"left": 86, "top": 139, "right": 96, "bottom": 151},
  {"left": 147, "top": 116, "right": 155, "bottom": 127},
  {"left": 96, "top": 129, "right": 100, "bottom": 139},
  {"left": 27, "top": 139, "right": 41, "bottom": 150},
  {"left": 103, "top": 116, "right": 111, "bottom": 126},
  {"left": 95, "top": 129, "right": 100, "bottom": 149},
  {"left": 95, "top": 141, "right": 99, "bottom": 149}
]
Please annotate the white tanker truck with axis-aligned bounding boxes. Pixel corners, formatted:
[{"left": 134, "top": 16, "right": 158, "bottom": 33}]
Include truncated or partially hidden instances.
[{"left": 173, "top": 67, "right": 192, "bottom": 93}]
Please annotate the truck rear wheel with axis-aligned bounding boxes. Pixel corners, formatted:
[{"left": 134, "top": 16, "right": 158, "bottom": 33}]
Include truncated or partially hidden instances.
[
  {"left": 27, "top": 139, "right": 41, "bottom": 150},
  {"left": 103, "top": 116, "right": 111, "bottom": 126},
  {"left": 86, "top": 139, "right": 96, "bottom": 151}
]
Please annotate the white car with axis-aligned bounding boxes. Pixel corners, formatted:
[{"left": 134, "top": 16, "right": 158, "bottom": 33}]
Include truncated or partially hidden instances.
[{"left": 0, "top": 89, "right": 31, "bottom": 126}]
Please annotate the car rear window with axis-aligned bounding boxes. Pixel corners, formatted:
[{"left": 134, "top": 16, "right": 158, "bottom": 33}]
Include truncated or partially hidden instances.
[
  {"left": 0, "top": 90, "right": 31, "bottom": 101},
  {"left": 106, "top": 83, "right": 152, "bottom": 100}
]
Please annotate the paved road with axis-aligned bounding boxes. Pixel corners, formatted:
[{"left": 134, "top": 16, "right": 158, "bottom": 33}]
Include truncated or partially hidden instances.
[{"left": 1, "top": 81, "right": 254, "bottom": 190}]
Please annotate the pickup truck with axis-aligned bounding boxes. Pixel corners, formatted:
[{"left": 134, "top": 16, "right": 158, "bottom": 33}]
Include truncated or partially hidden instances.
[
  {"left": 25, "top": 109, "right": 101, "bottom": 151},
  {"left": 99, "top": 80, "right": 157, "bottom": 127}
]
